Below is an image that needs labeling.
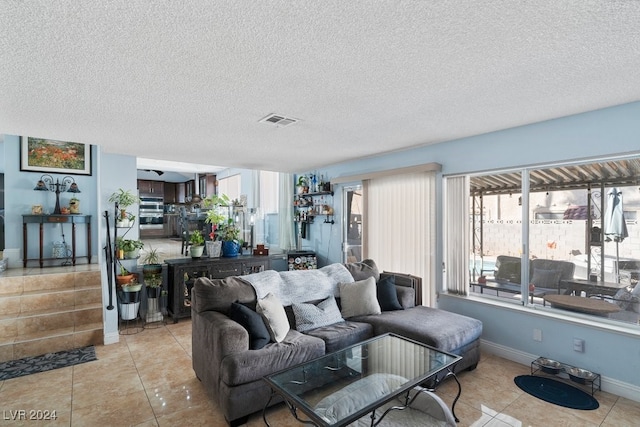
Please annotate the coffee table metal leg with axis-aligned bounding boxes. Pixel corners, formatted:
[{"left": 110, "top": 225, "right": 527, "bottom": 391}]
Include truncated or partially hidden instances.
[
  {"left": 263, "top": 389, "right": 318, "bottom": 426},
  {"left": 422, "top": 368, "right": 461, "bottom": 422}
]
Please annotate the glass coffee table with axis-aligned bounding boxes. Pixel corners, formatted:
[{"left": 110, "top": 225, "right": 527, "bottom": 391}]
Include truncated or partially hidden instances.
[{"left": 263, "top": 333, "right": 462, "bottom": 426}]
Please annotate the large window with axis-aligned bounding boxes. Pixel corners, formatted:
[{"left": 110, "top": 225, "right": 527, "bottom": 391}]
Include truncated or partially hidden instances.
[{"left": 462, "top": 157, "right": 640, "bottom": 326}]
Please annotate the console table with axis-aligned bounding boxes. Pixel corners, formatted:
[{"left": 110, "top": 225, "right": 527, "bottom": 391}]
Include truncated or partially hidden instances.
[
  {"left": 22, "top": 214, "right": 92, "bottom": 267},
  {"left": 165, "top": 255, "right": 272, "bottom": 322}
]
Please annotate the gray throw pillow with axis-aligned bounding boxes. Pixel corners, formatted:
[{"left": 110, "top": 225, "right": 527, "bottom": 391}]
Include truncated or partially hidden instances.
[
  {"left": 292, "top": 296, "right": 344, "bottom": 332},
  {"left": 256, "top": 293, "right": 290, "bottom": 343},
  {"left": 339, "top": 277, "right": 381, "bottom": 318},
  {"left": 344, "top": 259, "right": 380, "bottom": 282}
]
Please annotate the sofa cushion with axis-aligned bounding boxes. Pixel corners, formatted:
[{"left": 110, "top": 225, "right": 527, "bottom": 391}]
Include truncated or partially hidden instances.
[
  {"left": 292, "top": 296, "right": 344, "bottom": 332},
  {"left": 377, "top": 276, "right": 403, "bottom": 311},
  {"left": 351, "top": 306, "right": 482, "bottom": 354},
  {"left": 305, "top": 321, "right": 373, "bottom": 353},
  {"left": 339, "top": 277, "right": 381, "bottom": 318},
  {"left": 530, "top": 268, "right": 562, "bottom": 288},
  {"left": 344, "top": 259, "right": 380, "bottom": 282},
  {"left": 257, "top": 293, "right": 290, "bottom": 343},
  {"left": 495, "top": 259, "right": 521, "bottom": 283},
  {"left": 229, "top": 302, "right": 270, "bottom": 350},
  {"left": 192, "top": 276, "right": 256, "bottom": 314},
  {"left": 220, "top": 330, "right": 325, "bottom": 386}
]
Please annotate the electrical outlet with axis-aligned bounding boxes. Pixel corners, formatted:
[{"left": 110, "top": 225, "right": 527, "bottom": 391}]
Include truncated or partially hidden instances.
[
  {"left": 533, "top": 329, "right": 542, "bottom": 342},
  {"left": 573, "top": 338, "right": 584, "bottom": 352}
]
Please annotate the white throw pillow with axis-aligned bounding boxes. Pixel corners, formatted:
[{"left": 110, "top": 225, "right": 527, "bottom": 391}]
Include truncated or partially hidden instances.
[
  {"left": 256, "top": 293, "right": 290, "bottom": 343},
  {"left": 339, "top": 277, "right": 381, "bottom": 318}
]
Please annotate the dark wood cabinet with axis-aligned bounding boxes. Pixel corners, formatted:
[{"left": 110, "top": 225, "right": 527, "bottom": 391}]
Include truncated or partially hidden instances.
[
  {"left": 164, "top": 182, "right": 177, "bottom": 203},
  {"left": 138, "top": 179, "right": 164, "bottom": 196},
  {"left": 165, "top": 255, "right": 271, "bottom": 322}
]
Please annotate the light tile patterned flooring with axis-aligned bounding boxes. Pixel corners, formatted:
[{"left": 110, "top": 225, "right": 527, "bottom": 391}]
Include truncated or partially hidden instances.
[{"left": 1, "top": 319, "right": 639, "bottom": 427}]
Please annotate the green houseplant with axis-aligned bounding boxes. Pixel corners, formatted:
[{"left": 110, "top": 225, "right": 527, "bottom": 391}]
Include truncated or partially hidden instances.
[
  {"left": 108, "top": 188, "right": 141, "bottom": 221},
  {"left": 142, "top": 245, "right": 163, "bottom": 277},
  {"left": 117, "top": 238, "right": 144, "bottom": 259},
  {"left": 189, "top": 229, "right": 205, "bottom": 258},
  {"left": 219, "top": 219, "right": 241, "bottom": 257}
]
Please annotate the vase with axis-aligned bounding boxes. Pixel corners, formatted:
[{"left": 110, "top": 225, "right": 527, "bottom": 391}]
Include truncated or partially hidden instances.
[
  {"left": 191, "top": 245, "right": 205, "bottom": 258},
  {"left": 222, "top": 240, "right": 241, "bottom": 257},
  {"left": 117, "top": 288, "right": 142, "bottom": 320},
  {"left": 206, "top": 241, "right": 222, "bottom": 258}
]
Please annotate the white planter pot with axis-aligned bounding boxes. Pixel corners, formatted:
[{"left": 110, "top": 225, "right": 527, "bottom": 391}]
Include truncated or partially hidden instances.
[
  {"left": 206, "top": 241, "right": 222, "bottom": 258},
  {"left": 119, "top": 301, "right": 140, "bottom": 320},
  {"left": 190, "top": 245, "right": 205, "bottom": 258}
]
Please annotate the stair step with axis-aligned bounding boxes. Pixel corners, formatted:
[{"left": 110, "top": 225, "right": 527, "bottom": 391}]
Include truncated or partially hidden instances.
[
  {"left": 0, "top": 267, "right": 104, "bottom": 363},
  {"left": 0, "top": 305, "right": 102, "bottom": 340},
  {"left": 0, "top": 323, "right": 103, "bottom": 362}
]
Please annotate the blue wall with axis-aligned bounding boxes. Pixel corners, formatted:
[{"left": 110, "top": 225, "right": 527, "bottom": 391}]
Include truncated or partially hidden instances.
[
  {"left": 3, "top": 135, "right": 99, "bottom": 264},
  {"left": 302, "top": 101, "right": 640, "bottom": 397}
]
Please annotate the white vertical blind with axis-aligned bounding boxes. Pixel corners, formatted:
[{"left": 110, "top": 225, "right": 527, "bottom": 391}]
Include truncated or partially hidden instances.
[
  {"left": 218, "top": 174, "right": 241, "bottom": 201},
  {"left": 443, "top": 176, "right": 470, "bottom": 295},
  {"left": 278, "top": 173, "right": 296, "bottom": 251},
  {"left": 364, "top": 172, "right": 436, "bottom": 306}
]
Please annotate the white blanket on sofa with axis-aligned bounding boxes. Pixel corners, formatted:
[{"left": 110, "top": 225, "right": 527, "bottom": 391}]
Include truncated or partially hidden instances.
[{"left": 242, "top": 263, "right": 354, "bottom": 305}]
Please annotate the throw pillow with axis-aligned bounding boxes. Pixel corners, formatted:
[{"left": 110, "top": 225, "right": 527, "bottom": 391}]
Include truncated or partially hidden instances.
[
  {"left": 530, "top": 268, "right": 562, "bottom": 288},
  {"left": 376, "top": 275, "right": 403, "bottom": 311},
  {"left": 229, "top": 302, "right": 270, "bottom": 350},
  {"left": 256, "top": 293, "right": 290, "bottom": 343},
  {"left": 292, "top": 296, "right": 344, "bottom": 332},
  {"left": 339, "top": 277, "right": 381, "bottom": 318},
  {"left": 344, "top": 259, "right": 380, "bottom": 282}
]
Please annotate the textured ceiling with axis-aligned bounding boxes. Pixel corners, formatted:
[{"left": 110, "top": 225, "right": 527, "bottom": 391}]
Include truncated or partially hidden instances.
[{"left": 1, "top": 1, "right": 640, "bottom": 173}]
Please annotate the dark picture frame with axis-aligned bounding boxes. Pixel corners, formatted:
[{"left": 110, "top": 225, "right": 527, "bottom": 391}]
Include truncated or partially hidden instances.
[{"left": 20, "top": 137, "right": 92, "bottom": 176}]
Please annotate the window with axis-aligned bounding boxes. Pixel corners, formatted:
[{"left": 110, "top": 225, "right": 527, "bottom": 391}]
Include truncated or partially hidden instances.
[
  {"left": 218, "top": 175, "right": 241, "bottom": 202},
  {"left": 460, "top": 157, "right": 640, "bottom": 326}
]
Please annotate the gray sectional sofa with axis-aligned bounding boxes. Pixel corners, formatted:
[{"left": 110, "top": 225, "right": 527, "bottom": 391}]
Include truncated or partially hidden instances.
[{"left": 191, "top": 259, "right": 483, "bottom": 426}]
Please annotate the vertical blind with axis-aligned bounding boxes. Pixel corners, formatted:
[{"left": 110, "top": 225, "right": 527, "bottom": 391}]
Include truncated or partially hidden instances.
[
  {"left": 364, "top": 172, "right": 436, "bottom": 306},
  {"left": 444, "top": 176, "right": 469, "bottom": 295}
]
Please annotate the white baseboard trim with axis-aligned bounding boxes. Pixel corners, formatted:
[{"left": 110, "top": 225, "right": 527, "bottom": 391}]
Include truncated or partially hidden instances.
[
  {"left": 480, "top": 339, "right": 640, "bottom": 403},
  {"left": 103, "top": 331, "right": 120, "bottom": 345}
]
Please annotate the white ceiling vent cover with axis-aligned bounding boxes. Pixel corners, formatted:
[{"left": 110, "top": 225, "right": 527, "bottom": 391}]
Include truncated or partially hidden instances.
[{"left": 259, "top": 114, "right": 299, "bottom": 127}]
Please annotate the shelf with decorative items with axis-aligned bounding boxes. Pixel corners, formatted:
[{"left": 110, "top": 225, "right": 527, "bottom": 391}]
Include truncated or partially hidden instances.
[{"left": 294, "top": 190, "right": 334, "bottom": 225}]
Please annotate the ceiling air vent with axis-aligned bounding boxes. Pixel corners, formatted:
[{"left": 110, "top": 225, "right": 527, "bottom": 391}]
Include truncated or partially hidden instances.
[{"left": 259, "top": 114, "right": 298, "bottom": 127}]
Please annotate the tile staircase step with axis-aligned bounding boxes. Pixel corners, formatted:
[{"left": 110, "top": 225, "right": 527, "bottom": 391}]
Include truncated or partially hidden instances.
[{"left": 0, "top": 268, "right": 104, "bottom": 363}]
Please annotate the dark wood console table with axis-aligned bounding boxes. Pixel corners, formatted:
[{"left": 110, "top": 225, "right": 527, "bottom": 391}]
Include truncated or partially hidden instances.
[
  {"left": 22, "top": 214, "right": 92, "bottom": 267},
  {"left": 165, "top": 255, "right": 273, "bottom": 322}
]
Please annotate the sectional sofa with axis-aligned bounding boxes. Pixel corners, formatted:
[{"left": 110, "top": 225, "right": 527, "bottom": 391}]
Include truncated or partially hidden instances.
[{"left": 191, "top": 259, "right": 483, "bottom": 426}]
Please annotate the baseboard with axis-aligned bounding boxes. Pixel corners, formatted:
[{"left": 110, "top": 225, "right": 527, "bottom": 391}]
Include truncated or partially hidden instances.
[
  {"left": 103, "top": 331, "right": 120, "bottom": 345},
  {"left": 480, "top": 339, "right": 640, "bottom": 403}
]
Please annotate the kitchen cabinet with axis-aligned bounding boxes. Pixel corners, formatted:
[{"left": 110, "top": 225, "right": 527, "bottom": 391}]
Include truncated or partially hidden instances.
[
  {"left": 138, "top": 179, "right": 164, "bottom": 196},
  {"left": 165, "top": 255, "right": 272, "bottom": 322},
  {"left": 164, "top": 182, "right": 177, "bottom": 203}
]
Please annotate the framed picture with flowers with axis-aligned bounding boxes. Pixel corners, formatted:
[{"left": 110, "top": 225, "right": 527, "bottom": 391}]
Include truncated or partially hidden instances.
[{"left": 20, "top": 137, "right": 92, "bottom": 175}]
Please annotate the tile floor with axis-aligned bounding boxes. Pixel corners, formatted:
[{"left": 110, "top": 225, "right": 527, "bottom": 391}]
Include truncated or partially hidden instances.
[{"left": 1, "top": 319, "right": 639, "bottom": 427}]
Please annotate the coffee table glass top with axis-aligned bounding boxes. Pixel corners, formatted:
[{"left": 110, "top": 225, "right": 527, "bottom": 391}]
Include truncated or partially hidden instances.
[{"left": 264, "top": 333, "right": 461, "bottom": 426}]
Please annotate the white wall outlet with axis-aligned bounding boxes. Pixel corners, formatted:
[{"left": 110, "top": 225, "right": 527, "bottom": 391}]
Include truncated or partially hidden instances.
[
  {"left": 533, "top": 329, "right": 542, "bottom": 342},
  {"left": 573, "top": 338, "right": 585, "bottom": 352}
]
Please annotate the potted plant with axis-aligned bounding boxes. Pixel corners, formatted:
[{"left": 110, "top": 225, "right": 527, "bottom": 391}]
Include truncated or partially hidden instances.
[
  {"left": 204, "top": 194, "right": 231, "bottom": 257},
  {"left": 218, "top": 219, "right": 241, "bottom": 257},
  {"left": 116, "top": 264, "right": 135, "bottom": 286},
  {"left": 117, "top": 238, "right": 144, "bottom": 259},
  {"left": 108, "top": 188, "right": 141, "bottom": 221},
  {"left": 142, "top": 245, "right": 163, "bottom": 276},
  {"left": 144, "top": 273, "right": 164, "bottom": 323},
  {"left": 118, "top": 277, "right": 143, "bottom": 321},
  {"left": 189, "top": 229, "right": 206, "bottom": 258}
]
